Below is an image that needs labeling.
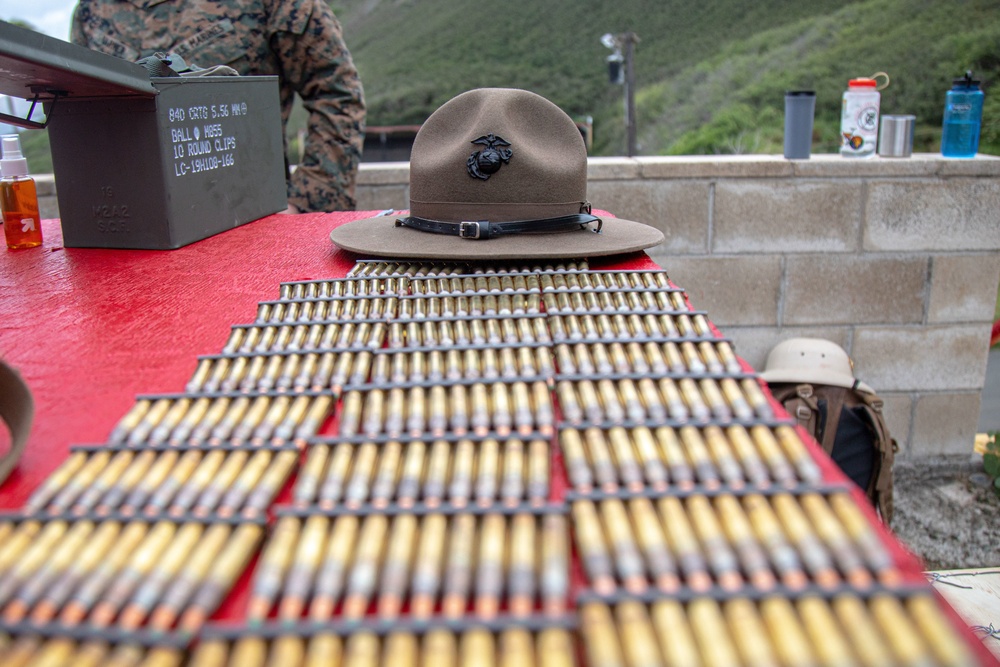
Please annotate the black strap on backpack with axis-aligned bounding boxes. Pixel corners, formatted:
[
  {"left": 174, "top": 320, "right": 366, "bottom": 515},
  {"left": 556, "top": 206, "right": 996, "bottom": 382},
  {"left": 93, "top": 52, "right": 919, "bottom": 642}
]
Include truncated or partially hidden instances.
[{"left": 770, "top": 383, "right": 898, "bottom": 524}]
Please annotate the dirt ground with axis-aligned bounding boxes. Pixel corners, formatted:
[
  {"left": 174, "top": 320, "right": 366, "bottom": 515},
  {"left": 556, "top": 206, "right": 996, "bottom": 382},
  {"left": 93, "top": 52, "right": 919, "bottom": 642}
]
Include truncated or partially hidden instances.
[{"left": 890, "top": 455, "right": 1000, "bottom": 571}]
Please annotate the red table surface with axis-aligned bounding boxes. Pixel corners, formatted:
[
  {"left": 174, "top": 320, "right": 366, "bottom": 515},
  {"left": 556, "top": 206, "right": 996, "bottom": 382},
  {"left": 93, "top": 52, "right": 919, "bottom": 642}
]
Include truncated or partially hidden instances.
[{"left": 0, "top": 213, "right": 994, "bottom": 665}]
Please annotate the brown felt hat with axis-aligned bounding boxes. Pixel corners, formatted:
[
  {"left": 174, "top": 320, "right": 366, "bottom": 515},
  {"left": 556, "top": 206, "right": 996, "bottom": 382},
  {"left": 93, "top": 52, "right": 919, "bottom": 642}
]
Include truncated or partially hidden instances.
[{"left": 330, "top": 88, "right": 664, "bottom": 260}]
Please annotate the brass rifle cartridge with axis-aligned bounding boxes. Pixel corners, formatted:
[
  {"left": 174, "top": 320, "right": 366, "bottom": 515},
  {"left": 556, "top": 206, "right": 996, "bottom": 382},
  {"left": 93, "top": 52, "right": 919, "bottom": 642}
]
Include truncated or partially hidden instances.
[
  {"left": 797, "top": 595, "right": 857, "bottom": 667},
  {"left": 774, "top": 425, "right": 822, "bottom": 485},
  {"left": 309, "top": 514, "right": 360, "bottom": 620},
  {"left": 800, "top": 493, "right": 871, "bottom": 588},
  {"left": 248, "top": 516, "right": 299, "bottom": 621},
  {"left": 72, "top": 450, "right": 136, "bottom": 513},
  {"left": 377, "top": 514, "right": 418, "bottom": 619},
  {"left": 337, "top": 391, "right": 364, "bottom": 438},
  {"left": 686, "top": 495, "right": 743, "bottom": 591},
  {"left": 507, "top": 513, "right": 536, "bottom": 616},
  {"left": 207, "top": 396, "right": 253, "bottom": 443},
  {"left": 370, "top": 441, "right": 403, "bottom": 508},
  {"left": 462, "top": 348, "right": 480, "bottom": 380},
  {"left": 540, "top": 514, "right": 569, "bottom": 615},
  {"left": 577, "top": 380, "right": 604, "bottom": 424},
  {"left": 771, "top": 493, "right": 839, "bottom": 588},
  {"left": 517, "top": 346, "right": 537, "bottom": 377},
  {"left": 651, "top": 599, "right": 701, "bottom": 667},
  {"left": 428, "top": 385, "right": 449, "bottom": 437},
  {"left": 527, "top": 439, "right": 550, "bottom": 504},
  {"left": 630, "top": 426, "right": 669, "bottom": 491},
  {"left": 584, "top": 427, "right": 619, "bottom": 493},
  {"left": 491, "top": 383, "right": 513, "bottom": 436},
  {"left": 749, "top": 426, "right": 798, "bottom": 487},
  {"left": 423, "top": 439, "right": 451, "bottom": 506},
  {"left": 500, "top": 347, "right": 519, "bottom": 378},
  {"left": 722, "top": 598, "right": 780, "bottom": 667},
  {"left": 24, "top": 453, "right": 87, "bottom": 513},
  {"left": 482, "top": 347, "right": 500, "bottom": 379},
  {"left": 501, "top": 439, "right": 526, "bottom": 506},
  {"left": 716, "top": 377, "right": 754, "bottom": 422},
  {"left": 217, "top": 449, "right": 273, "bottom": 516},
  {"left": 305, "top": 634, "right": 342, "bottom": 667},
  {"left": 342, "top": 514, "right": 389, "bottom": 618},
  {"left": 383, "top": 632, "right": 418, "bottom": 667},
  {"left": 460, "top": 628, "right": 496, "bottom": 667},
  {"left": 485, "top": 318, "right": 503, "bottom": 345},
  {"left": 397, "top": 441, "right": 426, "bottom": 507},
  {"left": 826, "top": 493, "right": 898, "bottom": 583},
  {"left": 555, "top": 381, "right": 583, "bottom": 425},
  {"left": 48, "top": 451, "right": 112, "bottom": 513},
  {"left": 661, "top": 342, "right": 687, "bottom": 374},
  {"left": 319, "top": 443, "right": 354, "bottom": 508},
  {"left": 108, "top": 399, "right": 154, "bottom": 445},
  {"left": 295, "top": 445, "right": 330, "bottom": 506},
  {"left": 442, "top": 514, "right": 477, "bottom": 617},
  {"left": 869, "top": 594, "right": 936, "bottom": 667},
  {"left": 571, "top": 501, "right": 615, "bottom": 595},
  {"left": 624, "top": 342, "right": 650, "bottom": 374},
  {"left": 277, "top": 515, "right": 328, "bottom": 621},
  {"left": 830, "top": 594, "right": 895, "bottom": 667},
  {"left": 410, "top": 513, "right": 447, "bottom": 618},
  {"left": 616, "top": 601, "right": 664, "bottom": 667},
  {"left": 343, "top": 632, "right": 380, "bottom": 667},
  {"left": 697, "top": 340, "right": 725, "bottom": 375},
  {"left": 742, "top": 494, "right": 807, "bottom": 590},
  {"left": 724, "top": 425, "right": 771, "bottom": 488},
  {"left": 344, "top": 442, "right": 378, "bottom": 508},
  {"left": 702, "top": 425, "right": 746, "bottom": 489},
  {"left": 656, "top": 378, "right": 690, "bottom": 422},
  {"left": 406, "top": 387, "right": 427, "bottom": 438},
  {"left": 536, "top": 628, "right": 574, "bottom": 667},
  {"left": 232, "top": 396, "right": 274, "bottom": 443},
  {"left": 680, "top": 341, "right": 707, "bottom": 374},
  {"left": 628, "top": 498, "right": 680, "bottom": 593},
  {"left": 474, "top": 438, "right": 501, "bottom": 507},
  {"left": 657, "top": 495, "right": 712, "bottom": 592},
  {"left": 499, "top": 628, "right": 535, "bottom": 667},
  {"left": 678, "top": 426, "right": 721, "bottom": 489},
  {"left": 147, "top": 398, "right": 193, "bottom": 445},
  {"left": 428, "top": 349, "right": 445, "bottom": 380},
  {"left": 150, "top": 523, "right": 233, "bottom": 631},
  {"left": 383, "top": 388, "right": 406, "bottom": 438},
  {"left": 579, "top": 602, "right": 625, "bottom": 667},
  {"left": 511, "top": 382, "right": 534, "bottom": 435},
  {"left": 244, "top": 450, "right": 298, "bottom": 515},
  {"left": 713, "top": 494, "right": 775, "bottom": 591},
  {"left": 474, "top": 513, "right": 507, "bottom": 618},
  {"left": 559, "top": 429, "right": 593, "bottom": 493},
  {"left": 470, "top": 384, "right": 492, "bottom": 436},
  {"left": 907, "top": 594, "right": 975, "bottom": 667},
  {"left": 531, "top": 381, "right": 554, "bottom": 435},
  {"left": 690, "top": 598, "right": 743, "bottom": 667},
  {"left": 617, "top": 378, "right": 646, "bottom": 423},
  {"left": 654, "top": 426, "right": 696, "bottom": 489},
  {"left": 167, "top": 450, "right": 226, "bottom": 515},
  {"left": 598, "top": 498, "right": 647, "bottom": 593},
  {"left": 678, "top": 377, "right": 712, "bottom": 423},
  {"left": 607, "top": 427, "right": 644, "bottom": 492},
  {"left": 361, "top": 389, "right": 386, "bottom": 439},
  {"left": 741, "top": 378, "right": 775, "bottom": 420},
  {"left": 186, "top": 358, "right": 213, "bottom": 393}
]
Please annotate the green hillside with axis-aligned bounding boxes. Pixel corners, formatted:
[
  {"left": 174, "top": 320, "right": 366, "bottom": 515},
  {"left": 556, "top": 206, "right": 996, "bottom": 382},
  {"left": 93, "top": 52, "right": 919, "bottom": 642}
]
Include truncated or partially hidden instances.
[{"left": 337, "top": 0, "right": 1000, "bottom": 156}]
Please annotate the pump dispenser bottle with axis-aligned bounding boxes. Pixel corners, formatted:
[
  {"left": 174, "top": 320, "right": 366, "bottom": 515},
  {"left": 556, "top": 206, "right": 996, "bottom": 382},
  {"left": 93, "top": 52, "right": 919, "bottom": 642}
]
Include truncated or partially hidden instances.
[{"left": 1, "top": 134, "right": 42, "bottom": 250}]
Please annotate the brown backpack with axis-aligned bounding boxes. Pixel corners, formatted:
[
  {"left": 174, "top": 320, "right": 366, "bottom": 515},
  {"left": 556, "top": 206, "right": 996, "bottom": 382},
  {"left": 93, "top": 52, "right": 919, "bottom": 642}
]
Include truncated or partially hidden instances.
[{"left": 769, "top": 383, "right": 897, "bottom": 524}]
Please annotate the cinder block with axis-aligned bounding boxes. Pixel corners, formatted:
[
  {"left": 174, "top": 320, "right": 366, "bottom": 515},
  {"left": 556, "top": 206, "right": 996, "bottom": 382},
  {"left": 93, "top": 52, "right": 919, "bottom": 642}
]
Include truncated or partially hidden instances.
[
  {"left": 724, "top": 326, "right": 852, "bottom": 372},
  {"left": 355, "top": 185, "right": 408, "bottom": 212},
  {"left": 589, "top": 180, "right": 709, "bottom": 254},
  {"left": 357, "top": 162, "right": 409, "bottom": 187},
  {"left": 587, "top": 157, "right": 641, "bottom": 180},
  {"left": 928, "top": 254, "right": 1000, "bottom": 324},
  {"left": 791, "top": 154, "right": 939, "bottom": 178},
  {"left": 655, "top": 256, "right": 782, "bottom": 327},
  {"left": 852, "top": 325, "right": 992, "bottom": 392},
  {"left": 909, "top": 392, "right": 983, "bottom": 456},
  {"left": 783, "top": 255, "right": 927, "bottom": 325},
  {"left": 865, "top": 178, "right": 1000, "bottom": 251},
  {"left": 877, "top": 392, "right": 914, "bottom": 457},
  {"left": 713, "top": 181, "right": 862, "bottom": 253}
]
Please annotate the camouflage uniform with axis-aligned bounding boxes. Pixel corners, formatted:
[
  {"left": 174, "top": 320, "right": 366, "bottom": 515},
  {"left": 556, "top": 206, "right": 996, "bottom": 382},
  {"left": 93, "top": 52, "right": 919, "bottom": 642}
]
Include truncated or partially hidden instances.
[{"left": 71, "top": 0, "right": 366, "bottom": 212}]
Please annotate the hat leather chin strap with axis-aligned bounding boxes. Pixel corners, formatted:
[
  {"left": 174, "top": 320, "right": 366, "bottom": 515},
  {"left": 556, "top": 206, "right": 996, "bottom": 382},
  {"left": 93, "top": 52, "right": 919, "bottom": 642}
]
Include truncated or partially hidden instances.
[{"left": 394, "top": 213, "right": 602, "bottom": 240}]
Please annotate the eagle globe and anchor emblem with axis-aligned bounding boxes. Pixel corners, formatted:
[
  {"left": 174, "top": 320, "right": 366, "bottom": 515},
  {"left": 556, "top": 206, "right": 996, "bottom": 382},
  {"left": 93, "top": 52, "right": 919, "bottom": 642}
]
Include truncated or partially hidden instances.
[{"left": 467, "top": 133, "right": 512, "bottom": 180}]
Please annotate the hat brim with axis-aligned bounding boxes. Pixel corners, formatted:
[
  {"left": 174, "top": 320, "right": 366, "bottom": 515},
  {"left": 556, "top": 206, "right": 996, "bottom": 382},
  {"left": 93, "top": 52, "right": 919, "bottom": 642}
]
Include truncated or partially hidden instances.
[
  {"left": 760, "top": 369, "right": 875, "bottom": 394},
  {"left": 329, "top": 214, "right": 664, "bottom": 260}
]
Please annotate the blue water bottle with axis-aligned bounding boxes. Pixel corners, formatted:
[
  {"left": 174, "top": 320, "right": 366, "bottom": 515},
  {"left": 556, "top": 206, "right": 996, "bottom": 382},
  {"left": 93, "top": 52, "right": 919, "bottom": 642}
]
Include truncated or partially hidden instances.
[{"left": 941, "top": 71, "right": 984, "bottom": 157}]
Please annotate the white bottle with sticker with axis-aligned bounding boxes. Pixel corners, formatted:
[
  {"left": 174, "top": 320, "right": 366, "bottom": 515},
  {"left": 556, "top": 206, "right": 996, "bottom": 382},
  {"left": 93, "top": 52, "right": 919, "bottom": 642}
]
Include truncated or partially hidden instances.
[{"left": 840, "top": 73, "right": 888, "bottom": 158}]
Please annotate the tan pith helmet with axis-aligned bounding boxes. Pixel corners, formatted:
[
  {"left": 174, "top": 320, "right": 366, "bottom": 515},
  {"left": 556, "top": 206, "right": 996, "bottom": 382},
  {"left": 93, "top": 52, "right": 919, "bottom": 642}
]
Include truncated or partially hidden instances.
[{"left": 760, "top": 337, "right": 874, "bottom": 394}]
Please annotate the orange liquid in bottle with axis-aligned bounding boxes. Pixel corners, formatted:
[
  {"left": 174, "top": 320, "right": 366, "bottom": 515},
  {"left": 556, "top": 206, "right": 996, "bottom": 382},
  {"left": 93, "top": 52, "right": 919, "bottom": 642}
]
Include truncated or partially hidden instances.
[{"left": 2, "top": 176, "right": 42, "bottom": 250}]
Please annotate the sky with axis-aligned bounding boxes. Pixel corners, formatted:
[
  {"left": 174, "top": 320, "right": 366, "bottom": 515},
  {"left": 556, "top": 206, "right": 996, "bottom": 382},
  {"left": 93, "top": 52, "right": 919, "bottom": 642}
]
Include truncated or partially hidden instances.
[{"left": 1, "top": 0, "right": 75, "bottom": 41}]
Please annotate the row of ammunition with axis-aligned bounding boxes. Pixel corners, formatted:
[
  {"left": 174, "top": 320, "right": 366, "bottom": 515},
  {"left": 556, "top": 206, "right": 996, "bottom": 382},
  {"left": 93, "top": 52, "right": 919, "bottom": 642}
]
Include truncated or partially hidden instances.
[
  {"left": 101, "top": 396, "right": 332, "bottom": 448},
  {"left": 24, "top": 446, "right": 299, "bottom": 518},
  {"left": 579, "top": 594, "right": 973, "bottom": 667},
  {"left": 294, "top": 439, "right": 550, "bottom": 509},
  {"left": 0, "top": 636, "right": 186, "bottom": 667},
  {"left": 547, "top": 312, "right": 714, "bottom": 345},
  {"left": 560, "top": 424, "right": 822, "bottom": 494},
  {"left": 253, "top": 297, "right": 398, "bottom": 327},
  {"left": 247, "top": 512, "right": 569, "bottom": 622},
  {"left": 186, "top": 627, "right": 578, "bottom": 667},
  {"left": 337, "top": 382, "right": 555, "bottom": 440},
  {"left": 555, "top": 376, "right": 773, "bottom": 427},
  {"left": 554, "top": 340, "right": 741, "bottom": 377},
  {"left": 0, "top": 519, "right": 261, "bottom": 633},
  {"left": 571, "top": 492, "right": 898, "bottom": 596},
  {"left": 404, "top": 270, "right": 672, "bottom": 297}
]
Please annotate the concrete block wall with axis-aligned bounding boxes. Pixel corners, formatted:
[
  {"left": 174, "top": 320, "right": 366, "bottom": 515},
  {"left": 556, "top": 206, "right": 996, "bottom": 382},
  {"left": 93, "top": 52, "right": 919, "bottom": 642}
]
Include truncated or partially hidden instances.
[{"left": 35, "top": 154, "right": 1000, "bottom": 458}]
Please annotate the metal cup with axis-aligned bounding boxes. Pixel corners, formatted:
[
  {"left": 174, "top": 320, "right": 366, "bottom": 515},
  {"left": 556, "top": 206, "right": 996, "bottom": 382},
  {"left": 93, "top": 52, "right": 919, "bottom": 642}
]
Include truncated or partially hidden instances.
[
  {"left": 783, "top": 91, "right": 816, "bottom": 159},
  {"left": 878, "top": 115, "right": 915, "bottom": 157}
]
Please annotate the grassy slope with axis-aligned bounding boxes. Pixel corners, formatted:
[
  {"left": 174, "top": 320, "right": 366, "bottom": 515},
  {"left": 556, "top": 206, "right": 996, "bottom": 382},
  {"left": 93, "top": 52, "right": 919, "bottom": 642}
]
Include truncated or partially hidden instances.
[{"left": 339, "top": 0, "right": 1000, "bottom": 156}]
